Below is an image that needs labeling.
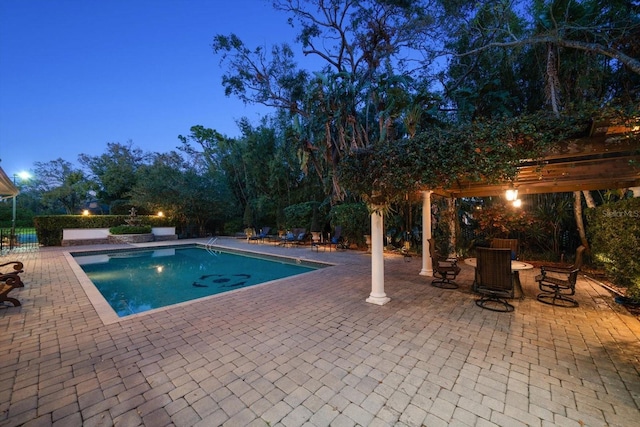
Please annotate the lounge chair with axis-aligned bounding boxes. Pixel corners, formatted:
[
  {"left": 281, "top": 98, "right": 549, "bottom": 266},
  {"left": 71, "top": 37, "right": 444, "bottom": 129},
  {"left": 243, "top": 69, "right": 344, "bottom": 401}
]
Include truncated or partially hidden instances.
[
  {"left": 536, "top": 245, "right": 585, "bottom": 307},
  {"left": 330, "top": 226, "right": 347, "bottom": 250},
  {"left": 1, "top": 273, "right": 22, "bottom": 306},
  {"left": 280, "top": 228, "right": 307, "bottom": 246},
  {"left": 293, "top": 229, "right": 308, "bottom": 245},
  {"left": 428, "top": 239, "right": 460, "bottom": 289},
  {"left": 249, "top": 227, "right": 271, "bottom": 243},
  {"left": 475, "top": 247, "right": 515, "bottom": 312}
]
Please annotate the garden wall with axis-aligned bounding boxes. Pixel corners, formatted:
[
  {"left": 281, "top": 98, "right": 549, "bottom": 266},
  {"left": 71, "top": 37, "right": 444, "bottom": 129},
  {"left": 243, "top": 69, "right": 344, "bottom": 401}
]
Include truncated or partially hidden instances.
[{"left": 61, "top": 227, "right": 177, "bottom": 246}]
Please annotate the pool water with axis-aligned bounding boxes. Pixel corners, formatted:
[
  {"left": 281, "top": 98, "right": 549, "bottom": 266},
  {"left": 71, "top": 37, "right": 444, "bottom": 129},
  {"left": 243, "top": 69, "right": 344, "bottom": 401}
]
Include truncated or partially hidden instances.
[{"left": 73, "top": 246, "right": 318, "bottom": 317}]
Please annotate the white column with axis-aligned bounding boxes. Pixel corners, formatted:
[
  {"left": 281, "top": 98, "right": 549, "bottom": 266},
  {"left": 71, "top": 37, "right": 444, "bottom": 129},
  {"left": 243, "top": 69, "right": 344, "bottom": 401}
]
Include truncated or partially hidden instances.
[
  {"left": 366, "top": 207, "right": 390, "bottom": 305},
  {"left": 420, "top": 191, "right": 433, "bottom": 276}
]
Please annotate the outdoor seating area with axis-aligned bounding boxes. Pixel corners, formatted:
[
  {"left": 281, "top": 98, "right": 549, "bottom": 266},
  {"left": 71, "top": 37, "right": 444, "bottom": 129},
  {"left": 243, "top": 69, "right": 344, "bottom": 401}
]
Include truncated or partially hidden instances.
[
  {"left": 242, "top": 226, "right": 349, "bottom": 251},
  {"left": 1, "top": 238, "right": 638, "bottom": 426}
]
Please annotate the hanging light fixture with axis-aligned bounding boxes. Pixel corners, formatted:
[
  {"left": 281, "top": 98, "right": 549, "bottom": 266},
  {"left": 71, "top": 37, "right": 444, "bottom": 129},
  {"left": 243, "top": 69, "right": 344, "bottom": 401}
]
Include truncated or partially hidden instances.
[{"left": 505, "top": 188, "right": 518, "bottom": 201}]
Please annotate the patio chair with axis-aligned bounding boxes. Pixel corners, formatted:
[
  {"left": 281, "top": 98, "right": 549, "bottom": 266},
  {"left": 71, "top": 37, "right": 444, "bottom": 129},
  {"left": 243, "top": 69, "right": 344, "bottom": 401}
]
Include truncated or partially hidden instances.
[
  {"left": 1, "top": 273, "right": 22, "bottom": 306},
  {"left": 475, "top": 247, "right": 515, "bottom": 312},
  {"left": 428, "top": 239, "right": 461, "bottom": 289},
  {"left": 491, "top": 238, "right": 519, "bottom": 260},
  {"left": 535, "top": 245, "right": 585, "bottom": 308}
]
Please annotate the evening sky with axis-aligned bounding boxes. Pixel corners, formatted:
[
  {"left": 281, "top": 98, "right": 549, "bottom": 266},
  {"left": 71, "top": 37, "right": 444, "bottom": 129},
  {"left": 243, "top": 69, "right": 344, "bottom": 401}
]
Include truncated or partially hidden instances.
[{"left": 0, "top": 0, "right": 303, "bottom": 178}]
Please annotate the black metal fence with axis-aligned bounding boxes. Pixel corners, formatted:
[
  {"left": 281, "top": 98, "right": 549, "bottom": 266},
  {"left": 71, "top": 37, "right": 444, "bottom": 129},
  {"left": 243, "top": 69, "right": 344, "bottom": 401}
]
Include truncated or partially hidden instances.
[{"left": 0, "top": 228, "right": 39, "bottom": 253}]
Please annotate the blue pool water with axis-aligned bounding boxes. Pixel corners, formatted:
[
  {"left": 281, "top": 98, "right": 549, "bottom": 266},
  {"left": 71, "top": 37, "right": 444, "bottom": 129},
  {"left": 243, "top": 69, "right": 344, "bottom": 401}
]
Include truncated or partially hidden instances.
[{"left": 73, "top": 246, "right": 319, "bottom": 317}]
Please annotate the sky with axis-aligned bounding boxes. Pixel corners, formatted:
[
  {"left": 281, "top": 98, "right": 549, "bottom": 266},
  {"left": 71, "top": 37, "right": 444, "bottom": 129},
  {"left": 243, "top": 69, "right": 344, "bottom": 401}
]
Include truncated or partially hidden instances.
[{"left": 0, "top": 0, "right": 304, "bottom": 179}]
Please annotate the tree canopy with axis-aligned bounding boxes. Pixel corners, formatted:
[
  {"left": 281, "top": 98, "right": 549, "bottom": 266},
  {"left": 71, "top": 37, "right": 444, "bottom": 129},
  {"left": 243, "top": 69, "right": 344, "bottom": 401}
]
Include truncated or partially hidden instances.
[{"left": 210, "top": 0, "right": 639, "bottom": 205}]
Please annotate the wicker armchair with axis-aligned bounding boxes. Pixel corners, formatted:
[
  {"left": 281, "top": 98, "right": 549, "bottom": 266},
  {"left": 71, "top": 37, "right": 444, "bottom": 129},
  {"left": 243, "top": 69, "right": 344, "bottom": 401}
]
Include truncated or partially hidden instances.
[
  {"left": 536, "top": 246, "right": 585, "bottom": 307},
  {"left": 428, "top": 239, "right": 461, "bottom": 289},
  {"left": 475, "top": 247, "right": 515, "bottom": 312},
  {"left": 491, "top": 238, "right": 519, "bottom": 260}
]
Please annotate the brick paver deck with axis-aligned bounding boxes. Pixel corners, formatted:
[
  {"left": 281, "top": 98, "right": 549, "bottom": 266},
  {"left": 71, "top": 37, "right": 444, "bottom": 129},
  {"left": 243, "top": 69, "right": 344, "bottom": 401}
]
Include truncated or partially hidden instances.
[{"left": 1, "top": 238, "right": 639, "bottom": 426}]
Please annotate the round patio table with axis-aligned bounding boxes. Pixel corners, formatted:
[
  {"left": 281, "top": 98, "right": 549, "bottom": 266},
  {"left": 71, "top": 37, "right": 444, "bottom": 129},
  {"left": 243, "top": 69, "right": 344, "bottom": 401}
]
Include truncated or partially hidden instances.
[
  {"left": 463, "top": 258, "right": 533, "bottom": 271},
  {"left": 464, "top": 258, "right": 533, "bottom": 298}
]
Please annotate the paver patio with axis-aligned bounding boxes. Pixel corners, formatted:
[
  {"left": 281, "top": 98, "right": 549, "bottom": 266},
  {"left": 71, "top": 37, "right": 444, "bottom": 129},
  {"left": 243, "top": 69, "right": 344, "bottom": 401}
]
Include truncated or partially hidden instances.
[{"left": 1, "top": 238, "right": 639, "bottom": 426}]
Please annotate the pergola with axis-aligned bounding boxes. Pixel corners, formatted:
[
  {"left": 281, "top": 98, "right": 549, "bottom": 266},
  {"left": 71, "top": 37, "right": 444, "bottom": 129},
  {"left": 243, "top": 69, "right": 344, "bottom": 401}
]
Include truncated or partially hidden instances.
[
  {"left": 0, "top": 166, "right": 19, "bottom": 198},
  {"left": 431, "top": 118, "right": 640, "bottom": 198},
  {"left": 366, "top": 118, "right": 640, "bottom": 305}
]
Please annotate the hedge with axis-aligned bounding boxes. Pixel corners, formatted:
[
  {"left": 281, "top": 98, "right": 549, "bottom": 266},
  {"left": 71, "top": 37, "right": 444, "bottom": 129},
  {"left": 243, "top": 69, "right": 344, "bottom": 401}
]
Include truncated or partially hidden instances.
[
  {"left": 34, "top": 215, "right": 175, "bottom": 246},
  {"left": 586, "top": 198, "right": 640, "bottom": 302}
]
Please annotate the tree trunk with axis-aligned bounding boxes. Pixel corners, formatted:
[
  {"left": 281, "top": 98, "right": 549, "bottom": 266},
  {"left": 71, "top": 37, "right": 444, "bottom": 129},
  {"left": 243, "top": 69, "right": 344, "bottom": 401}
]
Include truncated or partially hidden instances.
[
  {"left": 546, "top": 44, "right": 561, "bottom": 116},
  {"left": 582, "top": 190, "right": 596, "bottom": 208},
  {"left": 574, "top": 191, "right": 590, "bottom": 251},
  {"left": 446, "top": 197, "right": 457, "bottom": 257}
]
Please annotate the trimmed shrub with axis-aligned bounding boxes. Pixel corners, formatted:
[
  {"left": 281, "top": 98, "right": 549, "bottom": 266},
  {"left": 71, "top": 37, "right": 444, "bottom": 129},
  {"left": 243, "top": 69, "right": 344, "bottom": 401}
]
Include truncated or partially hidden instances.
[
  {"left": 109, "top": 225, "right": 152, "bottom": 235},
  {"left": 34, "top": 215, "right": 175, "bottom": 246}
]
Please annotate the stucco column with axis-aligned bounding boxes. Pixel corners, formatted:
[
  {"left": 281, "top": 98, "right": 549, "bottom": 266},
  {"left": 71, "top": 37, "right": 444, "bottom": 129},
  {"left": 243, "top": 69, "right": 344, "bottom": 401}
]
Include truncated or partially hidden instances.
[
  {"left": 366, "top": 207, "right": 390, "bottom": 305},
  {"left": 420, "top": 191, "right": 433, "bottom": 276}
]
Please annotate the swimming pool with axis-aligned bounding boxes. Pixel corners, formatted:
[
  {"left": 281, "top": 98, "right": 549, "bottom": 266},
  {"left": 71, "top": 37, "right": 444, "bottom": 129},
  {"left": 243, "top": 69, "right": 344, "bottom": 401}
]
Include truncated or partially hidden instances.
[{"left": 70, "top": 245, "right": 322, "bottom": 319}]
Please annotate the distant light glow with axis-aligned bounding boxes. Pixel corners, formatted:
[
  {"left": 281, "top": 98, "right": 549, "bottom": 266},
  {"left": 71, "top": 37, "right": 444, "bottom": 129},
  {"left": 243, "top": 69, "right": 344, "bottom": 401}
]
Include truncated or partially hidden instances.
[
  {"left": 82, "top": 210, "right": 90, "bottom": 216},
  {"left": 505, "top": 189, "right": 518, "bottom": 201},
  {"left": 513, "top": 199, "right": 522, "bottom": 208},
  {"left": 157, "top": 211, "right": 164, "bottom": 217}
]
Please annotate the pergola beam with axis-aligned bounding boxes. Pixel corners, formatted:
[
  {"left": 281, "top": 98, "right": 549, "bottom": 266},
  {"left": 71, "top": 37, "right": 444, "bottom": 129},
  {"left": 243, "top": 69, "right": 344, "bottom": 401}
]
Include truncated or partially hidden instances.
[{"left": 430, "top": 128, "right": 640, "bottom": 199}]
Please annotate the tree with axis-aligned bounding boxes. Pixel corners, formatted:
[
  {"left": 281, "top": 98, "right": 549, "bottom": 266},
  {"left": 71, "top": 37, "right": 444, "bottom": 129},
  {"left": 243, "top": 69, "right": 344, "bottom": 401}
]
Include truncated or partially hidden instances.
[
  {"left": 128, "top": 151, "right": 235, "bottom": 236},
  {"left": 79, "top": 141, "right": 147, "bottom": 212},
  {"left": 441, "top": 0, "right": 640, "bottom": 108},
  {"left": 442, "top": 1, "right": 540, "bottom": 120},
  {"left": 31, "top": 159, "right": 95, "bottom": 214},
  {"left": 213, "top": 0, "right": 443, "bottom": 202},
  {"left": 178, "top": 120, "right": 316, "bottom": 230}
]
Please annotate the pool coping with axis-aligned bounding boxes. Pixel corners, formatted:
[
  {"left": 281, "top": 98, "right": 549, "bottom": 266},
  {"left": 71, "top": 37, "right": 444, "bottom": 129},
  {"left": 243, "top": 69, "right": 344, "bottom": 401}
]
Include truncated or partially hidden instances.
[{"left": 65, "top": 242, "right": 336, "bottom": 325}]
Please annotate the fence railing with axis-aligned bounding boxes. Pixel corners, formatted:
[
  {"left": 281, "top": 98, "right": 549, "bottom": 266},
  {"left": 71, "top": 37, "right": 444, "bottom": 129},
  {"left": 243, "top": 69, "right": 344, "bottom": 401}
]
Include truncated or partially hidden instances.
[{"left": 0, "top": 228, "right": 40, "bottom": 253}]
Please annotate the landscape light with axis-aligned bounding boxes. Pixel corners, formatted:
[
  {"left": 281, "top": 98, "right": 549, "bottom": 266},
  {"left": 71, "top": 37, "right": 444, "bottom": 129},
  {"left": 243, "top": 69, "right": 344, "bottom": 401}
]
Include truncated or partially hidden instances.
[
  {"left": 513, "top": 199, "right": 522, "bottom": 208},
  {"left": 82, "top": 210, "right": 90, "bottom": 216},
  {"left": 157, "top": 211, "right": 164, "bottom": 217}
]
